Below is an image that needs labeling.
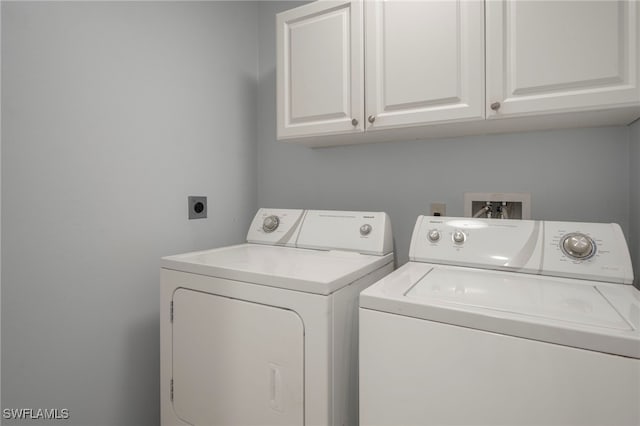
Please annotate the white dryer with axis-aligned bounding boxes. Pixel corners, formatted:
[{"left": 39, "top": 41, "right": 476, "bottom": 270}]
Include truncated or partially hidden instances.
[
  {"left": 360, "top": 216, "right": 639, "bottom": 426},
  {"left": 160, "top": 208, "right": 394, "bottom": 426}
]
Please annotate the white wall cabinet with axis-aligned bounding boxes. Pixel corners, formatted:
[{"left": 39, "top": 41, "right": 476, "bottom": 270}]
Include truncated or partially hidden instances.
[
  {"left": 486, "top": 0, "right": 639, "bottom": 119},
  {"left": 277, "top": 0, "right": 640, "bottom": 147},
  {"left": 277, "top": 0, "right": 484, "bottom": 140},
  {"left": 276, "top": 1, "right": 364, "bottom": 139},
  {"left": 364, "top": 0, "right": 484, "bottom": 130}
]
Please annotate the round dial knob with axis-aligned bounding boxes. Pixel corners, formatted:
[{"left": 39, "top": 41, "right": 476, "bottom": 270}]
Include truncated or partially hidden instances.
[
  {"left": 262, "top": 215, "right": 280, "bottom": 233},
  {"left": 453, "top": 230, "right": 466, "bottom": 244},
  {"left": 427, "top": 229, "right": 440, "bottom": 242},
  {"left": 360, "top": 224, "right": 372, "bottom": 236},
  {"left": 561, "top": 233, "right": 595, "bottom": 260}
]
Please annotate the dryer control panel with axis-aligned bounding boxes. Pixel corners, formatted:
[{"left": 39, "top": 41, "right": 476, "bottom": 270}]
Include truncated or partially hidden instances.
[
  {"left": 247, "top": 209, "right": 306, "bottom": 247},
  {"left": 247, "top": 208, "right": 393, "bottom": 255},
  {"left": 296, "top": 210, "right": 393, "bottom": 255},
  {"left": 410, "top": 216, "right": 633, "bottom": 284}
]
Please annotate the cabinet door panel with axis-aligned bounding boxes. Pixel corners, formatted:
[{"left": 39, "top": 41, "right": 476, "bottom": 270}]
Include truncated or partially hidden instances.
[
  {"left": 277, "top": 1, "right": 364, "bottom": 139},
  {"left": 487, "top": 0, "right": 639, "bottom": 118},
  {"left": 290, "top": 12, "right": 349, "bottom": 121},
  {"left": 365, "top": 0, "right": 485, "bottom": 130}
]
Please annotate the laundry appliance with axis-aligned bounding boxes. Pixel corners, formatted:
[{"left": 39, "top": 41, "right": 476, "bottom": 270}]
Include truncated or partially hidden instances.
[
  {"left": 160, "top": 208, "right": 393, "bottom": 426},
  {"left": 360, "top": 215, "right": 639, "bottom": 426}
]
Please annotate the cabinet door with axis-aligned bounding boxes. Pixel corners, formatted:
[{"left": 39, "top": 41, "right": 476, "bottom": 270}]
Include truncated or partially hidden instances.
[
  {"left": 486, "top": 0, "right": 640, "bottom": 118},
  {"left": 365, "top": 0, "right": 485, "bottom": 130},
  {"left": 277, "top": 1, "right": 364, "bottom": 139}
]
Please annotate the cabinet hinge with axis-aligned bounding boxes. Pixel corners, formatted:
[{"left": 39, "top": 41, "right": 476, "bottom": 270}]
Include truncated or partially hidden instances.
[
  {"left": 170, "top": 378, "right": 174, "bottom": 401},
  {"left": 170, "top": 301, "right": 174, "bottom": 323}
]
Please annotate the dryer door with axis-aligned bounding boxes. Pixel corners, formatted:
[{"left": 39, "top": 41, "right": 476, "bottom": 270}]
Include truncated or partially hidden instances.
[{"left": 172, "top": 288, "right": 304, "bottom": 426}]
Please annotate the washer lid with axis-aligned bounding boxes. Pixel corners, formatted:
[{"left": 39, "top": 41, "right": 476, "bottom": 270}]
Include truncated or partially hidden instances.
[
  {"left": 360, "top": 263, "right": 640, "bottom": 358},
  {"left": 162, "top": 244, "right": 392, "bottom": 295},
  {"left": 407, "top": 268, "right": 630, "bottom": 330}
]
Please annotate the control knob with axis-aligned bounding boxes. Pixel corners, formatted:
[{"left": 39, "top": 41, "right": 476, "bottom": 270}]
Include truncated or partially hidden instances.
[
  {"left": 561, "top": 233, "right": 595, "bottom": 260},
  {"left": 360, "top": 224, "right": 372, "bottom": 236},
  {"left": 453, "top": 230, "right": 466, "bottom": 244},
  {"left": 262, "top": 215, "right": 280, "bottom": 233},
  {"left": 427, "top": 229, "right": 440, "bottom": 242}
]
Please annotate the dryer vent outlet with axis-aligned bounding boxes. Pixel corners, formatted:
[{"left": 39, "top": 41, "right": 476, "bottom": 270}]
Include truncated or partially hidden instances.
[{"left": 188, "top": 196, "right": 207, "bottom": 219}]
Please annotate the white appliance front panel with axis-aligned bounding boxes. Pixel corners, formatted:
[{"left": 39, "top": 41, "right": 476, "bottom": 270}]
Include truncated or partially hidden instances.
[
  {"left": 161, "top": 263, "right": 394, "bottom": 426},
  {"left": 172, "top": 289, "right": 304, "bottom": 426},
  {"left": 359, "top": 308, "right": 640, "bottom": 426}
]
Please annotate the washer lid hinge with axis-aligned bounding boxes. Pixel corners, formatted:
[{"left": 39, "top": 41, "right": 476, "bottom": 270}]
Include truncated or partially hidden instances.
[{"left": 170, "top": 378, "right": 174, "bottom": 401}]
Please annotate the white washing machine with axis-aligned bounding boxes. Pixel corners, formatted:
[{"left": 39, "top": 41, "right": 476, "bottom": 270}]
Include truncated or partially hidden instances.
[
  {"left": 160, "top": 208, "right": 394, "bottom": 426},
  {"left": 360, "top": 215, "right": 639, "bottom": 426}
]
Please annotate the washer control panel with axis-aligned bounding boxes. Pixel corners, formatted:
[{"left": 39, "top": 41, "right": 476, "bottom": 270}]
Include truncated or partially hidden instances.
[
  {"left": 452, "top": 230, "right": 466, "bottom": 244},
  {"left": 543, "top": 221, "right": 632, "bottom": 283},
  {"left": 410, "top": 216, "right": 542, "bottom": 273},
  {"left": 560, "top": 232, "right": 596, "bottom": 260},
  {"left": 409, "top": 216, "right": 633, "bottom": 284}
]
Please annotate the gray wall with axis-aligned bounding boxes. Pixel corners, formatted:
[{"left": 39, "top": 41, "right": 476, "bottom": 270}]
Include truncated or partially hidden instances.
[
  {"left": 630, "top": 119, "right": 640, "bottom": 287},
  {"left": 1, "top": 2, "right": 257, "bottom": 425},
  {"left": 1, "top": 1, "right": 638, "bottom": 425},
  {"left": 257, "top": 1, "right": 631, "bottom": 265}
]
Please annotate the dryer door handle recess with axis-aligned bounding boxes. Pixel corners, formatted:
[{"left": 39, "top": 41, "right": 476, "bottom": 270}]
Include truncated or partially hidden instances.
[{"left": 269, "top": 364, "right": 283, "bottom": 412}]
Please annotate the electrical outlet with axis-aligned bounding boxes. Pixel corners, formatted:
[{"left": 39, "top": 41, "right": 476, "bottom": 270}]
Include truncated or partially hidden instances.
[
  {"left": 464, "top": 192, "right": 531, "bottom": 219},
  {"left": 430, "top": 203, "right": 446, "bottom": 217},
  {"left": 188, "top": 196, "right": 207, "bottom": 219}
]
